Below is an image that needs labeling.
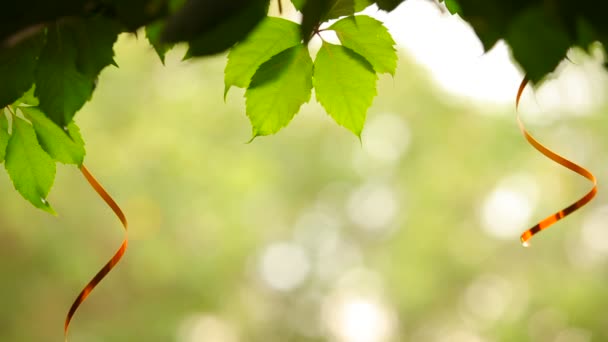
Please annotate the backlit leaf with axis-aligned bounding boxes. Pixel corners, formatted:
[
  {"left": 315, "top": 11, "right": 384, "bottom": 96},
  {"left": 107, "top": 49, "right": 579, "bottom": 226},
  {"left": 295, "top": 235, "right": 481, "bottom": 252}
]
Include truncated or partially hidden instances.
[
  {"left": 5, "top": 116, "right": 56, "bottom": 213},
  {"left": 354, "top": 0, "right": 373, "bottom": 11},
  {"left": 12, "top": 85, "right": 39, "bottom": 107},
  {"left": 21, "top": 106, "right": 85, "bottom": 166},
  {"left": 245, "top": 44, "right": 313, "bottom": 137},
  {"left": 442, "top": 0, "right": 462, "bottom": 15},
  {"left": 314, "top": 43, "right": 377, "bottom": 137},
  {"left": 0, "top": 111, "right": 9, "bottom": 163},
  {"left": 330, "top": 15, "right": 397, "bottom": 75},
  {"left": 225, "top": 17, "right": 301, "bottom": 97}
]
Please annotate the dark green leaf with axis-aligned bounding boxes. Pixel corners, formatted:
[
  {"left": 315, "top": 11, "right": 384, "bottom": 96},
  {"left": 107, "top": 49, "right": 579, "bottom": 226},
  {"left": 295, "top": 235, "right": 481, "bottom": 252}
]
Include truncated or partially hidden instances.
[
  {"left": 0, "top": 0, "right": 88, "bottom": 45},
  {"left": 324, "top": 0, "right": 355, "bottom": 20},
  {"left": 0, "top": 111, "right": 9, "bottom": 163},
  {"left": 0, "top": 31, "right": 44, "bottom": 108},
  {"left": 5, "top": 116, "right": 56, "bottom": 213},
  {"left": 314, "top": 43, "right": 377, "bottom": 137},
  {"left": 163, "top": 0, "right": 268, "bottom": 43},
  {"left": 70, "top": 16, "right": 121, "bottom": 78},
  {"left": 245, "top": 44, "right": 313, "bottom": 137},
  {"left": 21, "top": 106, "right": 85, "bottom": 165},
  {"left": 169, "top": 0, "right": 188, "bottom": 11},
  {"left": 185, "top": 0, "right": 270, "bottom": 57},
  {"left": 12, "top": 85, "right": 39, "bottom": 107},
  {"left": 301, "top": 0, "right": 337, "bottom": 42},
  {"left": 225, "top": 17, "right": 301, "bottom": 97},
  {"left": 291, "top": 0, "right": 305, "bottom": 10},
  {"left": 301, "top": 0, "right": 356, "bottom": 42},
  {"left": 576, "top": 18, "right": 598, "bottom": 51},
  {"left": 35, "top": 23, "right": 94, "bottom": 127},
  {"left": 375, "top": 0, "right": 405, "bottom": 11},
  {"left": 302, "top": 0, "right": 355, "bottom": 42},
  {"left": 146, "top": 21, "right": 173, "bottom": 64},
  {"left": 102, "top": 0, "right": 168, "bottom": 30},
  {"left": 506, "top": 6, "right": 571, "bottom": 84},
  {"left": 455, "top": 0, "right": 528, "bottom": 51},
  {"left": 330, "top": 15, "right": 397, "bottom": 75}
]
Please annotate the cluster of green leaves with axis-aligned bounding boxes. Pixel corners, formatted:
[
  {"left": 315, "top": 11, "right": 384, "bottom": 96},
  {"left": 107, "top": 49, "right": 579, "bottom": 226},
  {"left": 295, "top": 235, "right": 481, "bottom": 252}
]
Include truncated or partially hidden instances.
[
  {"left": 224, "top": 0, "right": 397, "bottom": 138},
  {"left": 0, "top": 104, "right": 85, "bottom": 213},
  {"left": 2, "top": 0, "right": 608, "bottom": 212},
  {"left": 0, "top": 15, "right": 119, "bottom": 212}
]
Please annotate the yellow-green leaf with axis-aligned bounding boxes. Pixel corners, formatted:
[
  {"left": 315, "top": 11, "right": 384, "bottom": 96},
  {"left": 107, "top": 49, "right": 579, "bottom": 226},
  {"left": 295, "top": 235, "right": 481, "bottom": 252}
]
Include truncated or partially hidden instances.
[
  {"left": 21, "top": 107, "right": 85, "bottom": 166},
  {"left": 5, "top": 116, "right": 56, "bottom": 214},
  {"left": 245, "top": 44, "right": 313, "bottom": 137},
  {"left": 225, "top": 17, "right": 301, "bottom": 98},
  {"left": 0, "top": 111, "right": 9, "bottom": 163},
  {"left": 330, "top": 15, "right": 397, "bottom": 75},
  {"left": 314, "top": 43, "right": 377, "bottom": 137}
]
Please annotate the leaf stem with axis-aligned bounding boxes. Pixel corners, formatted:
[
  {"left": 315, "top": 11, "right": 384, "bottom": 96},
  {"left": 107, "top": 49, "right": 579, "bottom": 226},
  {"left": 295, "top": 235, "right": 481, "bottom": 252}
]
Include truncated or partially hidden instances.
[
  {"left": 313, "top": 27, "right": 327, "bottom": 43},
  {"left": 6, "top": 106, "right": 17, "bottom": 117}
]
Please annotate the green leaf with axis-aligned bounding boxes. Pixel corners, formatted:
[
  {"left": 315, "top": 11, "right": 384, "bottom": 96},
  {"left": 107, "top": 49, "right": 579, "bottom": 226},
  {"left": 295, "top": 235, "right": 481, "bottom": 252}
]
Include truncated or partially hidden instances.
[
  {"left": 291, "top": 0, "right": 305, "bottom": 10},
  {"left": 330, "top": 15, "right": 397, "bottom": 75},
  {"left": 35, "top": 23, "right": 94, "bottom": 127},
  {"left": 12, "top": 85, "right": 39, "bottom": 107},
  {"left": 21, "top": 107, "right": 85, "bottom": 166},
  {"left": 102, "top": 0, "right": 168, "bottom": 31},
  {"left": 300, "top": 0, "right": 337, "bottom": 42},
  {"left": 576, "top": 18, "right": 598, "bottom": 51},
  {"left": 245, "top": 44, "right": 313, "bottom": 137},
  {"left": 314, "top": 43, "right": 377, "bottom": 137},
  {"left": 324, "top": 0, "right": 355, "bottom": 20},
  {"left": 185, "top": 0, "right": 270, "bottom": 57},
  {"left": 375, "top": 0, "right": 405, "bottom": 11},
  {"left": 163, "top": 0, "right": 254, "bottom": 42},
  {"left": 169, "top": 0, "right": 188, "bottom": 12},
  {"left": 146, "top": 21, "right": 173, "bottom": 64},
  {"left": 505, "top": 6, "right": 571, "bottom": 84},
  {"left": 442, "top": 0, "right": 462, "bottom": 15},
  {"left": 225, "top": 17, "right": 301, "bottom": 98},
  {"left": 70, "top": 17, "right": 122, "bottom": 78},
  {"left": 301, "top": 0, "right": 356, "bottom": 42},
  {"left": 0, "top": 31, "right": 45, "bottom": 108},
  {"left": 67, "top": 121, "right": 85, "bottom": 149},
  {"left": 354, "top": 0, "right": 373, "bottom": 11},
  {"left": 5, "top": 116, "right": 56, "bottom": 214},
  {"left": 455, "top": 0, "right": 527, "bottom": 51},
  {"left": 0, "top": 111, "right": 9, "bottom": 163}
]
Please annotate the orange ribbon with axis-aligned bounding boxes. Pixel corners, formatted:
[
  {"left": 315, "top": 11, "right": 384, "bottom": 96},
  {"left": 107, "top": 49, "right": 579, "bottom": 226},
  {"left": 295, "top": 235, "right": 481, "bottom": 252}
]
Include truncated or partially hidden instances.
[
  {"left": 64, "top": 165, "right": 128, "bottom": 340},
  {"left": 516, "top": 77, "right": 597, "bottom": 246}
]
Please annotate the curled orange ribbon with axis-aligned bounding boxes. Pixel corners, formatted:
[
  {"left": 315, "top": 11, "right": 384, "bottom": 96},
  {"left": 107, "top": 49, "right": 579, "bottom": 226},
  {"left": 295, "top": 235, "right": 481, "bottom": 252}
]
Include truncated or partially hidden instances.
[
  {"left": 516, "top": 77, "right": 597, "bottom": 246},
  {"left": 64, "top": 165, "right": 128, "bottom": 340}
]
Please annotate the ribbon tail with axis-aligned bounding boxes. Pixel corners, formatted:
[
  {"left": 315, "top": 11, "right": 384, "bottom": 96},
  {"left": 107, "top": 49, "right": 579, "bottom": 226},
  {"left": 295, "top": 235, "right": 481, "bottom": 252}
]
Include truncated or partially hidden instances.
[
  {"left": 64, "top": 165, "right": 128, "bottom": 339},
  {"left": 515, "top": 77, "right": 597, "bottom": 246}
]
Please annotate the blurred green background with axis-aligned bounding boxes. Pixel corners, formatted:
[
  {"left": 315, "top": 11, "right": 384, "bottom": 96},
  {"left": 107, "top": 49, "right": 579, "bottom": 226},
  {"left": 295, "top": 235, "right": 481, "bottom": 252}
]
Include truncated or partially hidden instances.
[{"left": 2, "top": 10, "right": 608, "bottom": 342}]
